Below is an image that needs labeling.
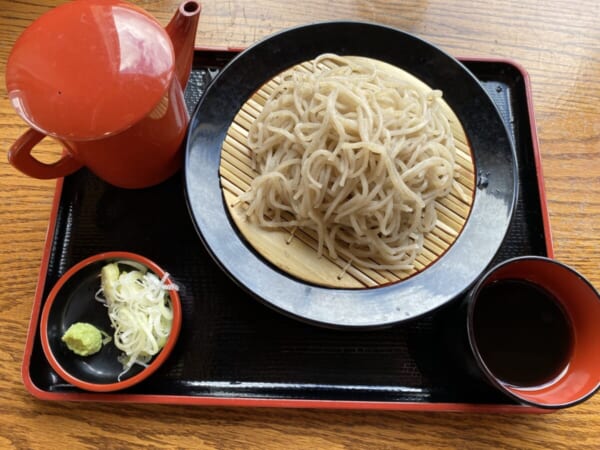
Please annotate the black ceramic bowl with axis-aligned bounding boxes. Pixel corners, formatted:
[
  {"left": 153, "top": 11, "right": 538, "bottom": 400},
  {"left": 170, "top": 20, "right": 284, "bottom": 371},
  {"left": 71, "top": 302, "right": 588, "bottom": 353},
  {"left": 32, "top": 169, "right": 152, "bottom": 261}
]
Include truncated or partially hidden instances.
[
  {"left": 185, "top": 21, "right": 518, "bottom": 328},
  {"left": 40, "top": 252, "right": 182, "bottom": 392}
]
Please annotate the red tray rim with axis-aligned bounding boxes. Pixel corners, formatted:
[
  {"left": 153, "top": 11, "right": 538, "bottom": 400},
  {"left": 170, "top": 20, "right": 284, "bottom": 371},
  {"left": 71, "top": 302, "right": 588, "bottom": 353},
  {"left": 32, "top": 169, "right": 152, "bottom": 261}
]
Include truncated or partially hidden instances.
[{"left": 20, "top": 51, "right": 553, "bottom": 413}]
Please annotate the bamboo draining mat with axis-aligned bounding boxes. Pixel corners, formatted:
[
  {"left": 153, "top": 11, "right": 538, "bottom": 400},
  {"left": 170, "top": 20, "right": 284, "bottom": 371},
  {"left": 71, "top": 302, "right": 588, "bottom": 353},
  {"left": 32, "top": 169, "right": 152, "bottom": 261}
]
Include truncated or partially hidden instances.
[{"left": 219, "top": 56, "right": 475, "bottom": 289}]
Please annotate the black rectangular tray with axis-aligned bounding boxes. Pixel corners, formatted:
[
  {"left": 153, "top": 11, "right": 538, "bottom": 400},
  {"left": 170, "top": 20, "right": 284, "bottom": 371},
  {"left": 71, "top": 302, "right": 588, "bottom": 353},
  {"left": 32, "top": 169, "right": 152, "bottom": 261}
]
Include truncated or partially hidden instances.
[{"left": 23, "top": 51, "right": 551, "bottom": 412}]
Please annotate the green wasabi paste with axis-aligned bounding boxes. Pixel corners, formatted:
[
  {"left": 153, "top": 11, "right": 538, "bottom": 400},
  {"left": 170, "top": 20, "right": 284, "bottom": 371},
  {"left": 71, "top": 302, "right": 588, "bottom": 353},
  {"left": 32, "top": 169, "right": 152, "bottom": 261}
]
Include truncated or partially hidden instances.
[{"left": 61, "top": 322, "right": 106, "bottom": 356}]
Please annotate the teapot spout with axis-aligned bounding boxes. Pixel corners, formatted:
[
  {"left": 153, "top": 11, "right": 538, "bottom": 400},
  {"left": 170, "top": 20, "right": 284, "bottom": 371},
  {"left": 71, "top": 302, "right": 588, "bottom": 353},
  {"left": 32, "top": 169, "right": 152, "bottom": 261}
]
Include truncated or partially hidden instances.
[{"left": 166, "top": 1, "right": 202, "bottom": 89}]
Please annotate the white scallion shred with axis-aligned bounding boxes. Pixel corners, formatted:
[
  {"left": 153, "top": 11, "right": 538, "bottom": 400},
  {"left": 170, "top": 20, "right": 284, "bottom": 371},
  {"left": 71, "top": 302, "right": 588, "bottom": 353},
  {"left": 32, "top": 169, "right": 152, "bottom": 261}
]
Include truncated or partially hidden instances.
[
  {"left": 100, "top": 330, "right": 113, "bottom": 345},
  {"left": 95, "top": 262, "right": 178, "bottom": 380}
]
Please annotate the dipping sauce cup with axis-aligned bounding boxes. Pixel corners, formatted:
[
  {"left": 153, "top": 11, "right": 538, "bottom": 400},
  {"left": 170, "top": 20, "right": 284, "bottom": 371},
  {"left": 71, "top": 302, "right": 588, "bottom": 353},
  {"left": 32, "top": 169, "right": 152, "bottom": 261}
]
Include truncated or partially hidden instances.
[{"left": 465, "top": 256, "right": 600, "bottom": 408}]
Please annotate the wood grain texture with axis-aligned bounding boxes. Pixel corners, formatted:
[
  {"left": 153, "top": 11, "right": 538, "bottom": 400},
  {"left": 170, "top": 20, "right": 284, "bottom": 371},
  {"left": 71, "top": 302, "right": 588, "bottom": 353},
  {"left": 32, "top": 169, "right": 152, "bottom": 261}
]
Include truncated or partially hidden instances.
[{"left": 0, "top": 0, "right": 599, "bottom": 448}]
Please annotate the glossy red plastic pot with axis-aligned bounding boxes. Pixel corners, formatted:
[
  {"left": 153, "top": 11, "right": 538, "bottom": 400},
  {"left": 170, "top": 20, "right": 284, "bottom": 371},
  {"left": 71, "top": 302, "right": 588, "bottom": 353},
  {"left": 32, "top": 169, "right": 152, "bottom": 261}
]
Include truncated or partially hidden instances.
[{"left": 6, "top": 0, "right": 201, "bottom": 188}]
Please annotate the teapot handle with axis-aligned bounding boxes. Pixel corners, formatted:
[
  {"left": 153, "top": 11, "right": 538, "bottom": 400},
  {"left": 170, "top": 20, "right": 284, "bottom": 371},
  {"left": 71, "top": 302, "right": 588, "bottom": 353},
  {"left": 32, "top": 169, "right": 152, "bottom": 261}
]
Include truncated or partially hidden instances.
[{"left": 7, "top": 128, "right": 83, "bottom": 179}]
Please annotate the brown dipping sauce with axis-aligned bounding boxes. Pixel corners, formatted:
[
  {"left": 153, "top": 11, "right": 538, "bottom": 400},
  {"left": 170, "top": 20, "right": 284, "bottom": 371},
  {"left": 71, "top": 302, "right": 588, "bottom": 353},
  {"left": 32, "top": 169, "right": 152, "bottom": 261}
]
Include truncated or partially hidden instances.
[{"left": 472, "top": 279, "right": 574, "bottom": 388}]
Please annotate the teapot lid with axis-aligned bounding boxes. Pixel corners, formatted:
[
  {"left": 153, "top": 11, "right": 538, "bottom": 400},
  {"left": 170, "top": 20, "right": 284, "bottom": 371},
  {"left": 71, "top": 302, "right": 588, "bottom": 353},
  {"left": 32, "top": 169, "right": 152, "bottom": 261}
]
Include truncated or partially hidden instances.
[{"left": 6, "top": 0, "right": 175, "bottom": 140}]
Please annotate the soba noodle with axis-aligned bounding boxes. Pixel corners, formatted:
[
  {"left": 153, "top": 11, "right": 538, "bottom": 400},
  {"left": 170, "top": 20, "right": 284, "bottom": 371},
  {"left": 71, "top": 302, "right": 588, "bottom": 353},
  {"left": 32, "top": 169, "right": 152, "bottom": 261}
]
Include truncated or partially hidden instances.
[{"left": 237, "top": 54, "right": 458, "bottom": 271}]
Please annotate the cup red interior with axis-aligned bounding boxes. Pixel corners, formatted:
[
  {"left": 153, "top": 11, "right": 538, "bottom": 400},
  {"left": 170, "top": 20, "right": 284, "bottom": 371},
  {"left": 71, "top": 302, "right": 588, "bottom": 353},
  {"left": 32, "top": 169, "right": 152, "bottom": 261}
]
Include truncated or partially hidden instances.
[
  {"left": 467, "top": 256, "right": 600, "bottom": 408},
  {"left": 40, "top": 251, "right": 182, "bottom": 392}
]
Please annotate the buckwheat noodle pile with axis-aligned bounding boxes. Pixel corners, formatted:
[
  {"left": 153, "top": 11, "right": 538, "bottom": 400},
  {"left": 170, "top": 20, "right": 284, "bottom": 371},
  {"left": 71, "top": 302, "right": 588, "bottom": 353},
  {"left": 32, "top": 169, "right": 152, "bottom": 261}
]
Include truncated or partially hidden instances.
[{"left": 237, "top": 54, "right": 460, "bottom": 272}]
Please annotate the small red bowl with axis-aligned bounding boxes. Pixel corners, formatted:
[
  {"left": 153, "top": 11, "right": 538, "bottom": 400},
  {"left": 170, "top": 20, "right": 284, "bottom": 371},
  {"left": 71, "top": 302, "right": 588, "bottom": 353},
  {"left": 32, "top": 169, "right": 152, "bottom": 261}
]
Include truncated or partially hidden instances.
[
  {"left": 40, "top": 251, "right": 182, "bottom": 392},
  {"left": 467, "top": 256, "right": 600, "bottom": 408}
]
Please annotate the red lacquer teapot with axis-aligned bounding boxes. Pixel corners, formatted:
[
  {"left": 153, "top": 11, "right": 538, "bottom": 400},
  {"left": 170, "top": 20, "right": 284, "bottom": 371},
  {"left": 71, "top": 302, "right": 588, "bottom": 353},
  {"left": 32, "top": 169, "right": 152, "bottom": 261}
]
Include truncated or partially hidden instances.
[{"left": 6, "top": 0, "right": 201, "bottom": 189}]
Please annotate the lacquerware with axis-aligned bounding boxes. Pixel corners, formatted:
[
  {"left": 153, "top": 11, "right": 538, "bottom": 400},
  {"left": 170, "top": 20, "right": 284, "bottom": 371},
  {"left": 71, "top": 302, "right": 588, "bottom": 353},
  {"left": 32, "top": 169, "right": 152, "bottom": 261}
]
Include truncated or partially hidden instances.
[
  {"left": 6, "top": 0, "right": 201, "bottom": 189},
  {"left": 185, "top": 22, "right": 518, "bottom": 328},
  {"left": 39, "top": 252, "right": 182, "bottom": 392},
  {"left": 22, "top": 50, "right": 552, "bottom": 412},
  {"left": 464, "top": 256, "right": 600, "bottom": 409}
]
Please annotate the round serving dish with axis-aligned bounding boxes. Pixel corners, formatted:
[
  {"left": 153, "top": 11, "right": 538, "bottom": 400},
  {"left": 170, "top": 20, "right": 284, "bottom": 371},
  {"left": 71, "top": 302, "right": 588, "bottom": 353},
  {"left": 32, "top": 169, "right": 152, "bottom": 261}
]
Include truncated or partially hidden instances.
[
  {"left": 184, "top": 21, "right": 518, "bottom": 328},
  {"left": 40, "top": 251, "right": 182, "bottom": 392}
]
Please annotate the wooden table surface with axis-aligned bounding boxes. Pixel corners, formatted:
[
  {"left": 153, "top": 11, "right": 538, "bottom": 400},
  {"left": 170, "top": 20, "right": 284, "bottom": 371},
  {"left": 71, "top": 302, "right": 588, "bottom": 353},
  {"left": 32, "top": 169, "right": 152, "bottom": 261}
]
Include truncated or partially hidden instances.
[{"left": 1, "top": 0, "right": 599, "bottom": 448}]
